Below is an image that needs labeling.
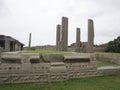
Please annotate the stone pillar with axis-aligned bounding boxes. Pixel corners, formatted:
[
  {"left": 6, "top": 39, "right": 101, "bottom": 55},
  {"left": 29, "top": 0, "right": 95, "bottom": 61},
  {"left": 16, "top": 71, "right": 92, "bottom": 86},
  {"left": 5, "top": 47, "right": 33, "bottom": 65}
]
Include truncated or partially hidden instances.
[
  {"left": 12, "top": 42, "right": 15, "bottom": 51},
  {"left": 82, "top": 42, "right": 87, "bottom": 53},
  {"left": 56, "top": 24, "right": 61, "bottom": 51},
  {"left": 17, "top": 43, "right": 21, "bottom": 51},
  {"left": 87, "top": 19, "right": 94, "bottom": 53},
  {"left": 61, "top": 17, "right": 68, "bottom": 51},
  {"left": 5, "top": 39, "right": 10, "bottom": 52},
  {"left": 28, "top": 33, "right": 31, "bottom": 48},
  {"left": 75, "top": 28, "right": 80, "bottom": 52},
  {"left": 58, "top": 40, "right": 63, "bottom": 51},
  {"left": 0, "top": 47, "right": 2, "bottom": 64},
  {"left": 21, "top": 54, "right": 31, "bottom": 72},
  {"left": 15, "top": 43, "right": 18, "bottom": 51}
]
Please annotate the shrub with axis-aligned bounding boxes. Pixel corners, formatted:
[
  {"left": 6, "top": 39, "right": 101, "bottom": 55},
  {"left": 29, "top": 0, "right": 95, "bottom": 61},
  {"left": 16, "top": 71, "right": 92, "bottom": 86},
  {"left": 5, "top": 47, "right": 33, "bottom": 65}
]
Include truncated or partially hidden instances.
[{"left": 106, "top": 36, "right": 120, "bottom": 53}]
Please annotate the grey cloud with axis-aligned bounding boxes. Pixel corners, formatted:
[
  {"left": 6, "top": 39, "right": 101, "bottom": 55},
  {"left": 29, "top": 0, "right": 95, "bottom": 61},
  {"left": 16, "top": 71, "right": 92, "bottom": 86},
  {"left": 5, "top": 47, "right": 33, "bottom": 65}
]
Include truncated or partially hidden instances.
[
  {"left": 0, "top": 0, "right": 10, "bottom": 18},
  {"left": 0, "top": 0, "right": 120, "bottom": 46}
]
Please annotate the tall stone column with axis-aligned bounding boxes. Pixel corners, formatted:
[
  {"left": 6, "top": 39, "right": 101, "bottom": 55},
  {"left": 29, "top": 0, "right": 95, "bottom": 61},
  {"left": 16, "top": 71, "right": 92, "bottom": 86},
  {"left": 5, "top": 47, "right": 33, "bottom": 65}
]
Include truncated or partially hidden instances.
[
  {"left": 28, "top": 33, "right": 31, "bottom": 48},
  {"left": 87, "top": 19, "right": 94, "bottom": 53},
  {"left": 61, "top": 17, "right": 68, "bottom": 51},
  {"left": 75, "top": 28, "right": 80, "bottom": 52},
  {"left": 56, "top": 24, "right": 61, "bottom": 51}
]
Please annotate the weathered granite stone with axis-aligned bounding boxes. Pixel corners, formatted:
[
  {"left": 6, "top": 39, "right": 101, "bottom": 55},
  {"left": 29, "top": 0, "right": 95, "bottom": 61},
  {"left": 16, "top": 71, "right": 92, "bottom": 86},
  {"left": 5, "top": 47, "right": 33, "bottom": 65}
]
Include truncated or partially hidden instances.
[
  {"left": 81, "top": 42, "right": 88, "bottom": 53},
  {"left": 61, "top": 17, "right": 68, "bottom": 51},
  {"left": 0, "top": 53, "right": 120, "bottom": 84},
  {"left": 0, "top": 35, "right": 23, "bottom": 52},
  {"left": 50, "top": 62, "right": 67, "bottom": 72},
  {"left": 56, "top": 17, "right": 68, "bottom": 51},
  {"left": 96, "top": 53, "right": 120, "bottom": 64},
  {"left": 87, "top": 19, "right": 94, "bottom": 53},
  {"left": 58, "top": 41, "right": 63, "bottom": 51},
  {"left": 75, "top": 28, "right": 80, "bottom": 52},
  {"left": 5, "top": 39, "right": 10, "bottom": 52},
  {"left": 56, "top": 24, "right": 61, "bottom": 51},
  {"left": 21, "top": 54, "right": 31, "bottom": 72},
  {"left": 42, "top": 54, "right": 64, "bottom": 62},
  {"left": 28, "top": 33, "right": 32, "bottom": 48}
]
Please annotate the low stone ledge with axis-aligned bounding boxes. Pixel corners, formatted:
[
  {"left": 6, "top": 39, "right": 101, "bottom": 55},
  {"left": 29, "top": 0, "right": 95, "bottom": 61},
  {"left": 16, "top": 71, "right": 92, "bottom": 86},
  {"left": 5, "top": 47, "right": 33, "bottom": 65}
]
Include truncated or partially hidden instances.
[{"left": 95, "top": 53, "right": 120, "bottom": 64}]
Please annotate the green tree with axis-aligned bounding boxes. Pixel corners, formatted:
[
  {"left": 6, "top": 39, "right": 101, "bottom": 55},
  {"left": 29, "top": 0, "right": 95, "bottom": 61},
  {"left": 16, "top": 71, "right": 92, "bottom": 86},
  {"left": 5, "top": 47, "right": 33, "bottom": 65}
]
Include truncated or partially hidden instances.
[{"left": 106, "top": 36, "right": 120, "bottom": 53}]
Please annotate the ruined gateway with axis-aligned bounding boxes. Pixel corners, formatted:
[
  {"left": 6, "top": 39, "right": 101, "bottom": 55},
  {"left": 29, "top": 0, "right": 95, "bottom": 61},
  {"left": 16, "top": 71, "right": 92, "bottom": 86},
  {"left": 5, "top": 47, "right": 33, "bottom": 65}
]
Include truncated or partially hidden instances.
[{"left": 0, "top": 52, "right": 97, "bottom": 83}]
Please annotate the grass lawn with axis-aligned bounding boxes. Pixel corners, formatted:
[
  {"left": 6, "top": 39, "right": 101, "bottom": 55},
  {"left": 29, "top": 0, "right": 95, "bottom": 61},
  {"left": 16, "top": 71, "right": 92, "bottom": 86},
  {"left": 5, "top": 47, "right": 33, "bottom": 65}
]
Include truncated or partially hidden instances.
[
  {"left": 24, "top": 50, "right": 75, "bottom": 54},
  {"left": 97, "top": 60, "right": 120, "bottom": 67},
  {"left": 0, "top": 75, "right": 120, "bottom": 90},
  {"left": 25, "top": 50, "right": 120, "bottom": 67}
]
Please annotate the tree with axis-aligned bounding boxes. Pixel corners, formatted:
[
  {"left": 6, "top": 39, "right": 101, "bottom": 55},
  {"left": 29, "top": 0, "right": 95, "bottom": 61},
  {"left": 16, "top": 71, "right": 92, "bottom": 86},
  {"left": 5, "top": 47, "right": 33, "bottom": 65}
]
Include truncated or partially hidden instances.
[{"left": 106, "top": 36, "right": 120, "bottom": 53}]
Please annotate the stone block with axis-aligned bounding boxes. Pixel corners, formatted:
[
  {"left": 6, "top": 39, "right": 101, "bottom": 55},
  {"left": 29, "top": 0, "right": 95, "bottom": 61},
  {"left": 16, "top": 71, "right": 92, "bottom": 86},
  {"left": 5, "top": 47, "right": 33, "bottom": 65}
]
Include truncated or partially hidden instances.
[
  {"left": 50, "top": 62, "right": 67, "bottom": 73},
  {"left": 42, "top": 54, "right": 64, "bottom": 62},
  {"left": 21, "top": 54, "right": 31, "bottom": 72}
]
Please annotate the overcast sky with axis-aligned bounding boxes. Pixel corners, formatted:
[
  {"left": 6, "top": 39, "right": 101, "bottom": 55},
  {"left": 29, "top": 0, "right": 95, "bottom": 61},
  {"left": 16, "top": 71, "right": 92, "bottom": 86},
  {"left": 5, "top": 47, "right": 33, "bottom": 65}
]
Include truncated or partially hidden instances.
[{"left": 0, "top": 0, "right": 120, "bottom": 46}]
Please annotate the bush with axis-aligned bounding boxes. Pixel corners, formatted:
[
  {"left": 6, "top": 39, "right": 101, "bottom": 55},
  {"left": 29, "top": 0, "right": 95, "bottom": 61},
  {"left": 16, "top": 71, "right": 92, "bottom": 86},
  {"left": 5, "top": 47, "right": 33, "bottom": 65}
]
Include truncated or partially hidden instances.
[{"left": 106, "top": 36, "right": 120, "bottom": 53}]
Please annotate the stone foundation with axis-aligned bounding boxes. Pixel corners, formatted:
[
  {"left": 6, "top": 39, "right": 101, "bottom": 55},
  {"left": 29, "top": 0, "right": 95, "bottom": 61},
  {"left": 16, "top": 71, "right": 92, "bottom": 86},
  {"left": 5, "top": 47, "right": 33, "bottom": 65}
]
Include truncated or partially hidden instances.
[
  {"left": 0, "top": 52, "right": 120, "bottom": 84},
  {"left": 0, "top": 66, "right": 120, "bottom": 84}
]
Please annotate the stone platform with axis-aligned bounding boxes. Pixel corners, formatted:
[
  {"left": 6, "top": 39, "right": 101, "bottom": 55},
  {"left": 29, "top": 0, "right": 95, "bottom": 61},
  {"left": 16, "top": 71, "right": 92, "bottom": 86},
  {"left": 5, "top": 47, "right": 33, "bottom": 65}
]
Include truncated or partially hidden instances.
[{"left": 0, "top": 52, "right": 120, "bottom": 84}]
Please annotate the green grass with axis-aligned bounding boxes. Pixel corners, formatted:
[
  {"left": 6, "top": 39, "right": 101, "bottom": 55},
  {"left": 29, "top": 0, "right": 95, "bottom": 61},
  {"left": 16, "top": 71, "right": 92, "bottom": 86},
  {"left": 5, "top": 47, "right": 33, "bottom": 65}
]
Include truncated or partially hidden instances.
[
  {"left": 0, "top": 75, "right": 120, "bottom": 90},
  {"left": 25, "top": 50, "right": 120, "bottom": 67},
  {"left": 24, "top": 50, "right": 75, "bottom": 54},
  {"left": 97, "top": 60, "right": 120, "bottom": 67}
]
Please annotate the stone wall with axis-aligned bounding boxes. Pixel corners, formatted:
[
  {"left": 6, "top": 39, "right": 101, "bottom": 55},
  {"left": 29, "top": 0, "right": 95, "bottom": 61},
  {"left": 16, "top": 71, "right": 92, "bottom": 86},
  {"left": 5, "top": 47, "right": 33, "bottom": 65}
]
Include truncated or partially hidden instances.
[
  {"left": 95, "top": 53, "right": 120, "bottom": 64},
  {"left": 0, "top": 53, "right": 120, "bottom": 84},
  {"left": 93, "top": 46, "right": 107, "bottom": 52},
  {"left": 0, "top": 66, "right": 120, "bottom": 84}
]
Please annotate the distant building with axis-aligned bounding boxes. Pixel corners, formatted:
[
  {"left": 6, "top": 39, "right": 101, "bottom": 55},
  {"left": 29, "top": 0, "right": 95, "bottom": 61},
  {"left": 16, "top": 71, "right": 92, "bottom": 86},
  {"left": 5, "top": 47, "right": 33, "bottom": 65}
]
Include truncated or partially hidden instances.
[{"left": 0, "top": 35, "right": 24, "bottom": 52}]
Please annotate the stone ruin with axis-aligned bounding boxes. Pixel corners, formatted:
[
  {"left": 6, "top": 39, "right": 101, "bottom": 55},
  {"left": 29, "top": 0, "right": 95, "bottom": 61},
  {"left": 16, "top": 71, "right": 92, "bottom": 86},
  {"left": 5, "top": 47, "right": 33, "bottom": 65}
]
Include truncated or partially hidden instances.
[
  {"left": 0, "top": 52, "right": 97, "bottom": 83},
  {"left": 56, "top": 17, "right": 94, "bottom": 53},
  {"left": 0, "top": 16, "right": 120, "bottom": 84},
  {"left": 75, "top": 28, "right": 81, "bottom": 52},
  {"left": 28, "top": 33, "right": 32, "bottom": 49},
  {"left": 0, "top": 52, "right": 120, "bottom": 84},
  {"left": 0, "top": 35, "right": 24, "bottom": 52},
  {"left": 87, "top": 19, "right": 94, "bottom": 53},
  {"left": 56, "top": 17, "right": 68, "bottom": 51}
]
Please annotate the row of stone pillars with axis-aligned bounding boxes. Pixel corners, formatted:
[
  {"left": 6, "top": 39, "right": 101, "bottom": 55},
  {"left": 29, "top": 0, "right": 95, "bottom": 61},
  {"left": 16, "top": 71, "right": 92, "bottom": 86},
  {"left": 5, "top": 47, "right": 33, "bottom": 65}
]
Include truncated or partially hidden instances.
[
  {"left": 56, "top": 17, "right": 68, "bottom": 51},
  {"left": 56, "top": 17, "right": 94, "bottom": 53}
]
